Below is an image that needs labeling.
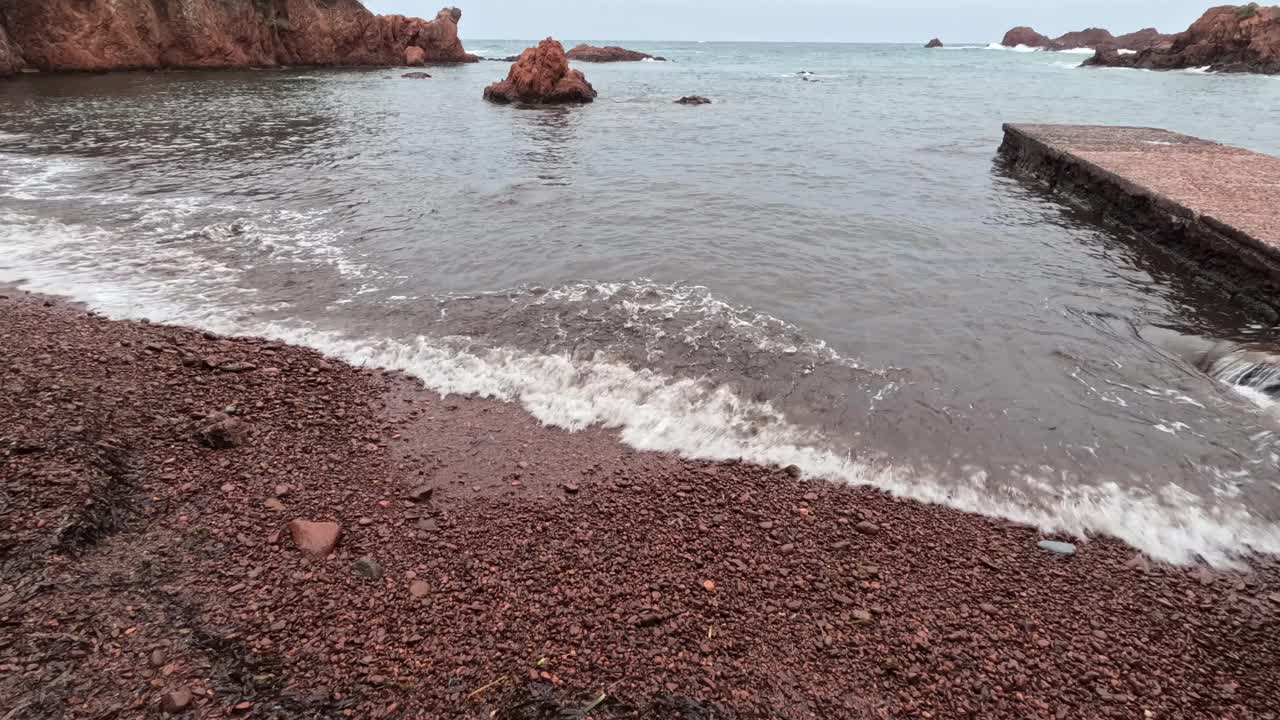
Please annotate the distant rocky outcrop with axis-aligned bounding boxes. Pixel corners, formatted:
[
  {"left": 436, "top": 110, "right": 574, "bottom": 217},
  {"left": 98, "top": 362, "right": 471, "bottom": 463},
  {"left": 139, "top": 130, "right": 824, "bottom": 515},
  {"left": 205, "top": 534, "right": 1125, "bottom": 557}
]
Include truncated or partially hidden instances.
[
  {"left": 566, "top": 44, "right": 665, "bottom": 62},
  {"left": 484, "top": 38, "right": 597, "bottom": 104},
  {"left": 1051, "top": 28, "right": 1115, "bottom": 49},
  {"left": 1001, "top": 26, "right": 1054, "bottom": 48},
  {"left": 1084, "top": 4, "right": 1280, "bottom": 74},
  {"left": 925, "top": 38, "right": 944, "bottom": 48},
  {"left": 675, "top": 95, "right": 712, "bottom": 105},
  {"left": 0, "top": 1, "right": 477, "bottom": 76},
  {"left": 1001, "top": 23, "right": 1172, "bottom": 51}
]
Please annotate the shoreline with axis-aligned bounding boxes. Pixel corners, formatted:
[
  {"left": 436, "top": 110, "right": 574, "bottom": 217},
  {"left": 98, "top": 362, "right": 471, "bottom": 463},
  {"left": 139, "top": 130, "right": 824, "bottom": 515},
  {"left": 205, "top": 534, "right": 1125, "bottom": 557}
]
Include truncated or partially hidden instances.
[{"left": 3, "top": 288, "right": 1279, "bottom": 718}]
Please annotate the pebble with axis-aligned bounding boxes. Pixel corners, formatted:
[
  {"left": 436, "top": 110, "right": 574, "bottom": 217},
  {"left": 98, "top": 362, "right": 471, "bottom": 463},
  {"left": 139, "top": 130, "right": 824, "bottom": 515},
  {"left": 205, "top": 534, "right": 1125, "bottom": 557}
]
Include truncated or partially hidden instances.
[
  {"left": 405, "top": 484, "right": 433, "bottom": 502},
  {"left": 273, "top": 483, "right": 292, "bottom": 497},
  {"left": 703, "top": 580, "right": 717, "bottom": 593},
  {"left": 855, "top": 521, "right": 880, "bottom": 535},
  {"left": 160, "top": 688, "right": 193, "bottom": 714},
  {"left": 263, "top": 498, "right": 285, "bottom": 512},
  {"left": 1037, "top": 540, "right": 1077, "bottom": 556},
  {"left": 409, "top": 580, "right": 431, "bottom": 598},
  {"left": 287, "top": 520, "right": 342, "bottom": 558},
  {"left": 353, "top": 558, "right": 383, "bottom": 580}
]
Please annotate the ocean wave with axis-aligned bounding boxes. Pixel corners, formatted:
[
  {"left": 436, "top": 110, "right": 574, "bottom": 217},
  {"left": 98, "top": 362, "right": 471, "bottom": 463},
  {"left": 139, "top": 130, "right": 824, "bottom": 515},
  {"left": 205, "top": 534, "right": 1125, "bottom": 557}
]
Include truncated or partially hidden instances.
[
  {"left": 1054, "top": 47, "right": 1096, "bottom": 55},
  {"left": 985, "top": 43, "right": 1040, "bottom": 53},
  {"left": 3, "top": 225, "right": 1279, "bottom": 567}
]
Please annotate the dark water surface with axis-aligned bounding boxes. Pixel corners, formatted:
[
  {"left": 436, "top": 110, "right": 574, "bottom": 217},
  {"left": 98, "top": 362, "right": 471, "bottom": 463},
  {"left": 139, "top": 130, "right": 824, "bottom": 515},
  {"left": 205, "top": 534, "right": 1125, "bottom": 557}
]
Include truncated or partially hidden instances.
[{"left": 3, "top": 42, "right": 1280, "bottom": 564}]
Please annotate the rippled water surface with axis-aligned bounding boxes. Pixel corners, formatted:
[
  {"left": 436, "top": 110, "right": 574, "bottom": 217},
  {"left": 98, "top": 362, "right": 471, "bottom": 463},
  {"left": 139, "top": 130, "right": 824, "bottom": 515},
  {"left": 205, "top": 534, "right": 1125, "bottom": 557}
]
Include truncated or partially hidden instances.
[{"left": 4, "top": 42, "right": 1280, "bottom": 564}]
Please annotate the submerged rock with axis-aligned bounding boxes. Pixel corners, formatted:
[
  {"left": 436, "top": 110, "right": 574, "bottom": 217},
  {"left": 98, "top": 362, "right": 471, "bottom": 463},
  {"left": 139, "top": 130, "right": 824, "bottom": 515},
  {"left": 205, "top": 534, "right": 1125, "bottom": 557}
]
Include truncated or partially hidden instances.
[
  {"left": 675, "top": 95, "right": 712, "bottom": 105},
  {"left": 401, "top": 71, "right": 432, "bottom": 79},
  {"left": 484, "top": 38, "right": 597, "bottom": 104},
  {"left": 566, "top": 44, "right": 662, "bottom": 62},
  {"left": 1001, "top": 26, "right": 1053, "bottom": 48}
]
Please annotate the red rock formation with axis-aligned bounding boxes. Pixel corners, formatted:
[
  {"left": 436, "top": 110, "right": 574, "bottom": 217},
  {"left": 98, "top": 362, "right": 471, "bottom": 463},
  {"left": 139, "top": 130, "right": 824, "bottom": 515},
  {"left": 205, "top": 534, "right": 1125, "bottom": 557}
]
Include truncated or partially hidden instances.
[
  {"left": 0, "top": 0, "right": 476, "bottom": 73},
  {"left": 1050, "top": 27, "right": 1114, "bottom": 49},
  {"left": 565, "top": 44, "right": 662, "bottom": 62},
  {"left": 1112, "top": 27, "right": 1174, "bottom": 52},
  {"left": 405, "top": 46, "right": 426, "bottom": 67},
  {"left": 484, "top": 38, "right": 597, "bottom": 105},
  {"left": 0, "top": 22, "right": 19, "bottom": 76},
  {"left": 1084, "top": 4, "right": 1280, "bottom": 74},
  {"left": 925, "top": 38, "right": 944, "bottom": 48},
  {"left": 1001, "top": 26, "right": 1052, "bottom": 48}
]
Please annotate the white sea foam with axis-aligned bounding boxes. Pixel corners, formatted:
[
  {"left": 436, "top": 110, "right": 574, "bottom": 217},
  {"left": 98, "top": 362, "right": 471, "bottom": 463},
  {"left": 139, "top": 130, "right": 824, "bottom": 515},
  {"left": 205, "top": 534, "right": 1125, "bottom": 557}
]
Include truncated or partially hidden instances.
[
  {"left": 986, "top": 43, "right": 1040, "bottom": 52},
  {"left": 1185, "top": 66, "right": 1213, "bottom": 74},
  {"left": 1118, "top": 49, "right": 1138, "bottom": 56},
  {"left": 1055, "top": 47, "right": 1096, "bottom": 55},
  {"left": 2, "top": 209, "right": 1279, "bottom": 568}
]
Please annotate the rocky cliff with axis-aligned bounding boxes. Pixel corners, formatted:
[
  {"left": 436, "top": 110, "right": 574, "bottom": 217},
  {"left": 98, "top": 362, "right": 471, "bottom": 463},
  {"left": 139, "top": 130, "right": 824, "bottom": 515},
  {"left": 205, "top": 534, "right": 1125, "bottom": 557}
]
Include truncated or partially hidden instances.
[
  {"left": 0, "top": 21, "right": 20, "bottom": 76},
  {"left": 1084, "top": 4, "right": 1280, "bottom": 74},
  {"left": 0, "top": 1, "right": 476, "bottom": 76}
]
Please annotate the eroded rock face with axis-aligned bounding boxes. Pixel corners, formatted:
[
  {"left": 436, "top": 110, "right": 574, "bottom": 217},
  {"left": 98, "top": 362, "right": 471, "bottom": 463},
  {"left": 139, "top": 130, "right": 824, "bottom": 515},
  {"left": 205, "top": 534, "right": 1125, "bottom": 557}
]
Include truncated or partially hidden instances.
[
  {"left": 1084, "top": 4, "right": 1280, "bottom": 74},
  {"left": 0, "top": 23, "right": 21, "bottom": 76},
  {"left": 0, "top": 1, "right": 476, "bottom": 73},
  {"left": 565, "top": 44, "right": 661, "bottom": 62},
  {"left": 1001, "top": 26, "right": 1052, "bottom": 48},
  {"left": 484, "top": 38, "right": 597, "bottom": 104}
]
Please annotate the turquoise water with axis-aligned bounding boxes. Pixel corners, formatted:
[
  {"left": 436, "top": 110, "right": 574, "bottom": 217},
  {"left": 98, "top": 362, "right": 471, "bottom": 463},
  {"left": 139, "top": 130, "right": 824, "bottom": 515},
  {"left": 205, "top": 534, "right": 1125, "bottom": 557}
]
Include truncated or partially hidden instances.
[{"left": 2, "top": 42, "right": 1279, "bottom": 564}]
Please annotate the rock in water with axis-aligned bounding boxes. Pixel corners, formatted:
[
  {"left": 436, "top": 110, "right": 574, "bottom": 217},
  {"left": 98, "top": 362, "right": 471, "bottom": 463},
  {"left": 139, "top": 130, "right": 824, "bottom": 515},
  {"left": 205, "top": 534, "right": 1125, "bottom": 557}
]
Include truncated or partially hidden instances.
[
  {"left": 404, "top": 46, "right": 426, "bottom": 67},
  {"left": 565, "top": 44, "right": 661, "bottom": 62},
  {"left": 675, "top": 95, "right": 712, "bottom": 105},
  {"left": 288, "top": 520, "right": 342, "bottom": 558},
  {"left": 483, "top": 38, "right": 597, "bottom": 104},
  {"left": 0, "top": 23, "right": 20, "bottom": 77},
  {"left": 1001, "top": 26, "right": 1053, "bottom": 48},
  {"left": 1037, "top": 540, "right": 1077, "bottom": 556},
  {"left": 401, "top": 72, "right": 432, "bottom": 79},
  {"left": 925, "top": 38, "right": 943, "bottom": 48},
  {"left": 1, "top": 3, "right": 477, "bottom": 74}
]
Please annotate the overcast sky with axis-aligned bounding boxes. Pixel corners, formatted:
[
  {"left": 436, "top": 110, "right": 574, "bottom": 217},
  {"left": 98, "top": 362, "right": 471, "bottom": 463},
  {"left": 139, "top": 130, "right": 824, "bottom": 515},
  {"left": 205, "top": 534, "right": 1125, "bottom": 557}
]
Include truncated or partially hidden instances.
[{"left": 364, "top": 1, "right": 1211, "bottom": 43}]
